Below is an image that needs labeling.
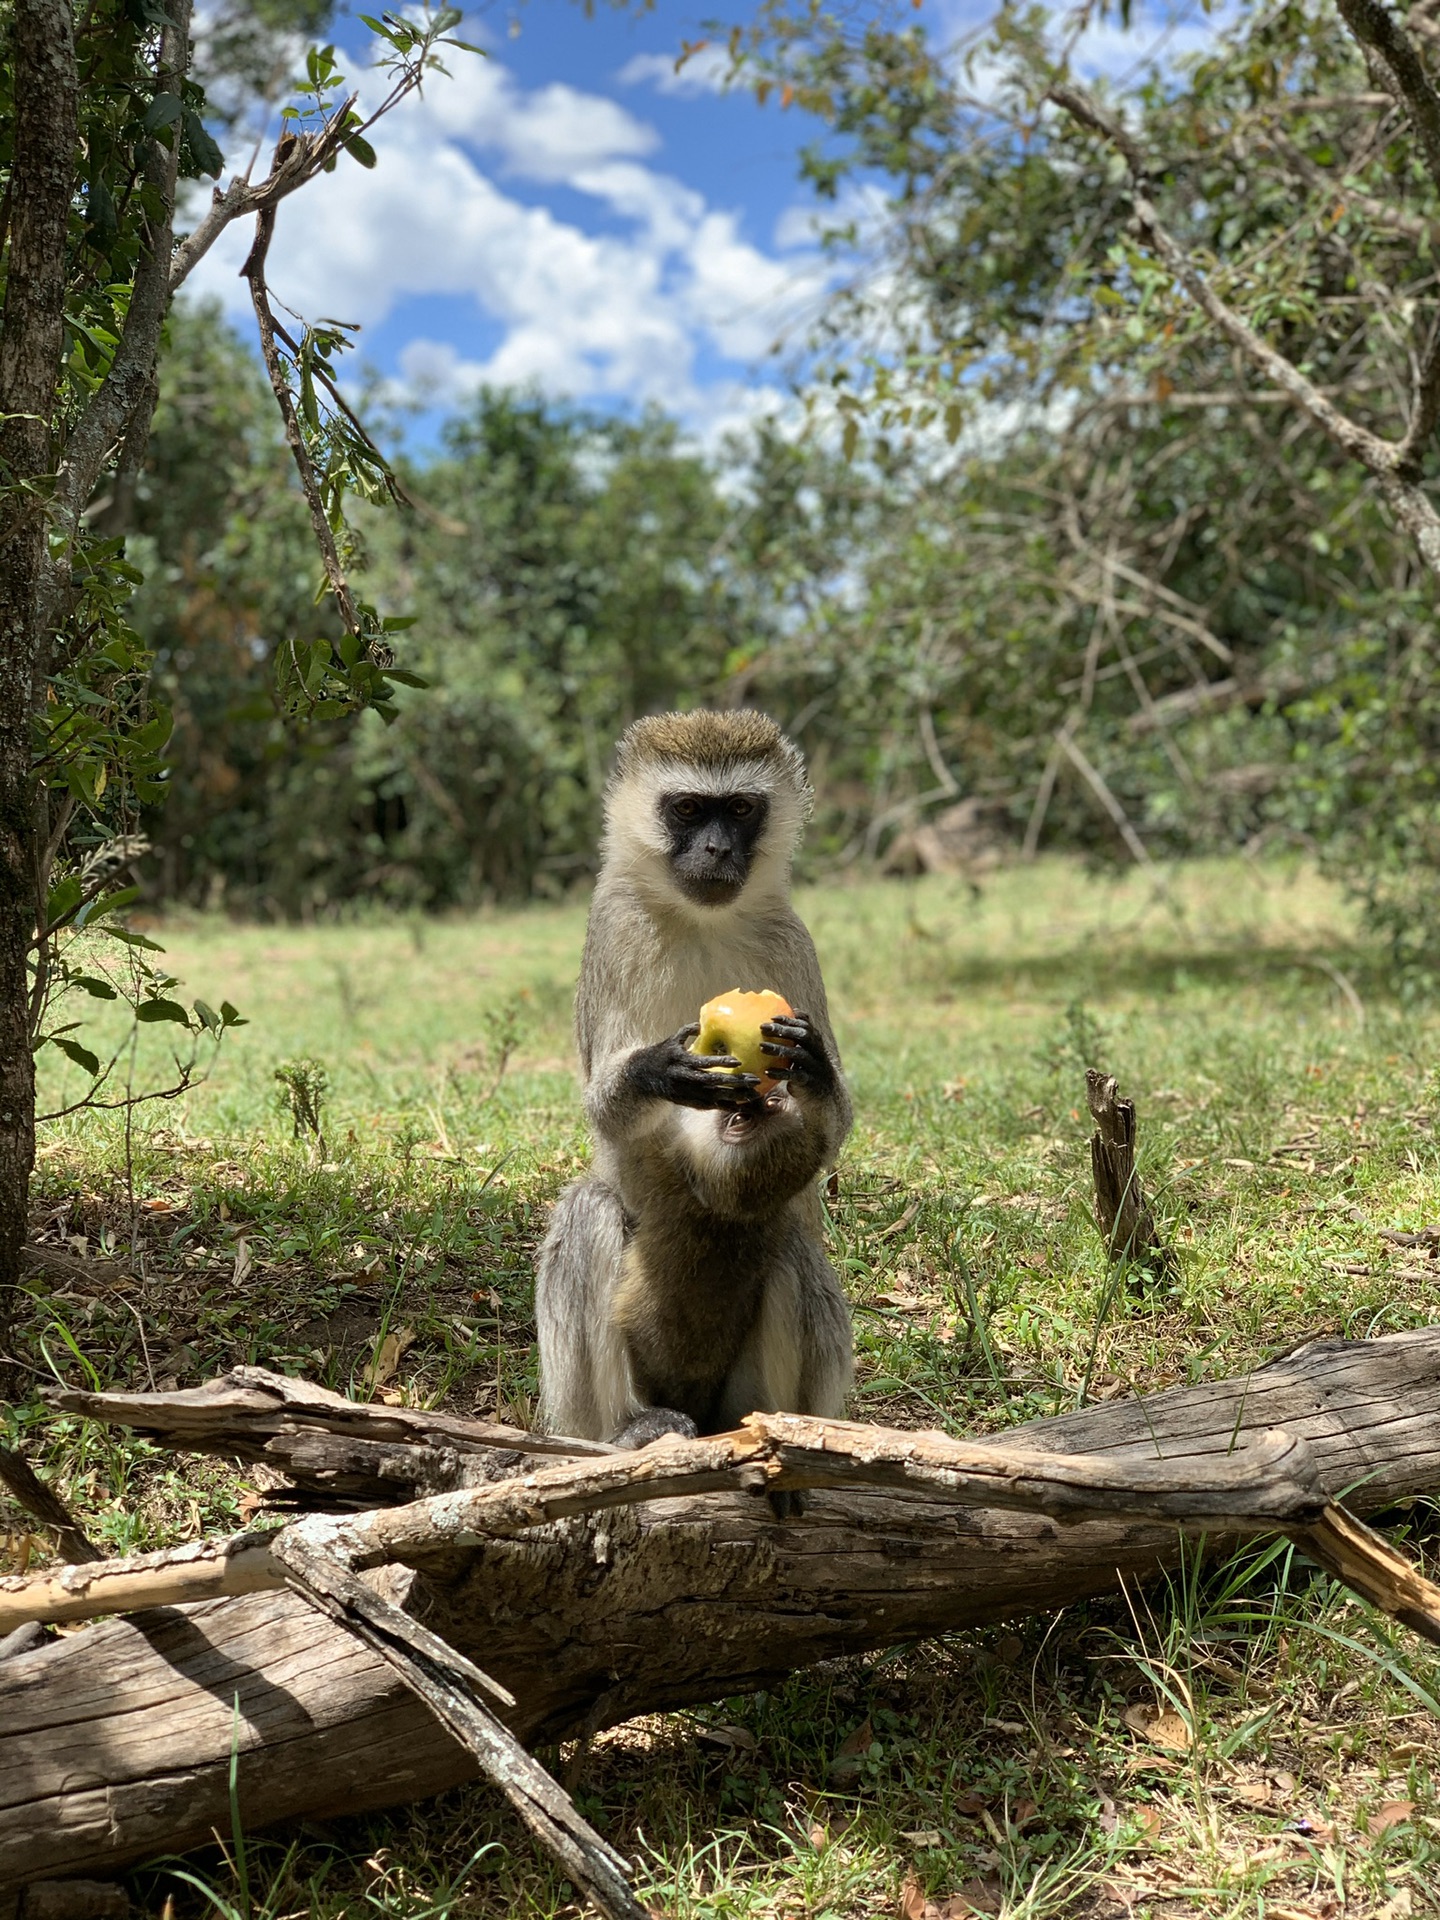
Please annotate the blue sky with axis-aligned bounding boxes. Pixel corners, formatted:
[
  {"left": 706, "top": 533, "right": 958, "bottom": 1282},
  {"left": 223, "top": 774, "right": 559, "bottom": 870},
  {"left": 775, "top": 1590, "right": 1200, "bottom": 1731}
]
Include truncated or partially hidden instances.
[{"left": 187, "top": 1, "right": 1222, "bottom": 446}]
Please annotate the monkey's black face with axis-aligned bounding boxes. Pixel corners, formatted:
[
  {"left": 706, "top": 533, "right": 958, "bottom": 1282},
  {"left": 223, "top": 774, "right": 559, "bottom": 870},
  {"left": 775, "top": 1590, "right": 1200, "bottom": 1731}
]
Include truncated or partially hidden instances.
[{"left": 660, "top": 791, "right": 769, "bottom": 905}]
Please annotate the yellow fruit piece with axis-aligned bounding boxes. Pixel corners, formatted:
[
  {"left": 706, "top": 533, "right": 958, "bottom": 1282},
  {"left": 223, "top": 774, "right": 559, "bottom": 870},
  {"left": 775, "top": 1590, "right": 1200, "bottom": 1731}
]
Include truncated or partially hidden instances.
[{"left": 693, "top": 988, "right": 794, "bottom": 1091}]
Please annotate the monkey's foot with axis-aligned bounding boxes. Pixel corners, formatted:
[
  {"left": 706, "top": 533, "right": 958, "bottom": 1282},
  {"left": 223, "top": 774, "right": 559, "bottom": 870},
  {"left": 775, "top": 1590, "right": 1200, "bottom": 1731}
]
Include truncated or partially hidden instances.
[{"left": 613, "top": 1407, "right": 700, "bottom": 1449}]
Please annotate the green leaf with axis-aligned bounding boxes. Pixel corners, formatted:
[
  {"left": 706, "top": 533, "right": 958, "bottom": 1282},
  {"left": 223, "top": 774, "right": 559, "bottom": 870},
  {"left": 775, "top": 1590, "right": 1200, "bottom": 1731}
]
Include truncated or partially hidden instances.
[
  {"left": 382, "top": 669, "right": 429, "bottom": 688},
  {"left": 182, "top": 109, "right": 224, "bottom": 179},
  {"left": 193, "top": 998, "right": 220, "bottom": 1033},
  {"left": 84, "top": 177, "right": 119, "bottom": 251},
  {"left": 49, "top": 1036, "right": 102, "bottom": 1076},
  {"left": 72, "top": 976, "right": 119, "bottom": 1000},
  {"left": 219, "top": 1001, "right": 248, "bottom": 1029},
  {"left": 135, "top": 997, "right": 191, "bottom": 1026},
  {"left": 143, "top": 92, "right": 183, "bottom": 132},
  {"left": 103, "top": 926, "right": 166, "bottom": 952},
  {"left": 130, "top": 712, "right": 174, "bottom": 755},
  {"left": 46, "top": 875, "right": 83, "bottom": 925},
  {"left": 345, "top": 133, "right": 378, "bottom": 169},
  {"left": 302, "top": 638, "right": 331, "bottom": 694},
  {"left": 80, "top": 885, "right": 140, "bottom": 926}
]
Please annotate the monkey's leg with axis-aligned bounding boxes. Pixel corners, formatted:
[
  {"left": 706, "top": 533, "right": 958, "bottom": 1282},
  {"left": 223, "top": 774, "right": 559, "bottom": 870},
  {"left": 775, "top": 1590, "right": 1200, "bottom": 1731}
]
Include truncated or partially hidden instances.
[
  {"left": 790, "top": 1239, "right": 854, "bottom": 1420},
  {"left": 534, "top": 1178, "right": 635, "bottom": 1442},
  {"left": 715, "top": 1224, "right": 853, "bottom": 1520},
  {"left": 719, "top": 1226, "right": 853, "bottom": 1426}
]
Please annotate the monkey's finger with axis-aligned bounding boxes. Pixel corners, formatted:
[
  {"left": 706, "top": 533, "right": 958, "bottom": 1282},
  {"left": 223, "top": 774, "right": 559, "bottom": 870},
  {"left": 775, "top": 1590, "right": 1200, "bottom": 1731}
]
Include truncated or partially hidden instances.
[
  {"left": 762, "top": 1017, "right": 811, "bottom": 1040},
  {"left": 695, "top": 1079, "right": 764, "bottom": 1109},
  {"left": 678, "top": 1065, "right": 762, "bottom": 1091}
]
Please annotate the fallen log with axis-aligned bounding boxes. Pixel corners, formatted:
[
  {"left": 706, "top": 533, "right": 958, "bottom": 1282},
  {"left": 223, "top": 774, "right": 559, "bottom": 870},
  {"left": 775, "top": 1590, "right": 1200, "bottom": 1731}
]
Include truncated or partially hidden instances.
[{"left": 4, "top": 1327, "right": 1440, "bottom": 1892}]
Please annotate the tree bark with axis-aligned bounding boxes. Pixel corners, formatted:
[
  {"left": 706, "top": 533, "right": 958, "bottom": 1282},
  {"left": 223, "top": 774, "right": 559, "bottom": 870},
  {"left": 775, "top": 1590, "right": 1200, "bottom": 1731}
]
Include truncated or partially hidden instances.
[
  {"left": 52, "top": 0, "right": 190, "bottom": 540},
  {"left": 2, "top": 1327, "right": 1439, "bottom": 1891},
  {"left": 0, "top": 0, "right": 77, "bottom": 1353}
]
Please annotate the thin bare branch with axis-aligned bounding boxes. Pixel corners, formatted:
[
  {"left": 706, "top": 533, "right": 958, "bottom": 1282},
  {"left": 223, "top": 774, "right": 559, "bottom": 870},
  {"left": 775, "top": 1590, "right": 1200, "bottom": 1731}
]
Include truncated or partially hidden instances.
[
  {"left": 167, "top": 112, "right": 357, "bottom": 298},
  {"left": 0, "top": 1445, "right": 100, "bottom": 1562},
  {"left": 241, "top": 167, "right": 367, "bottom": 647},
  {"left": 35, "top": 1057, "right": 204, "bottom": 1125},
  {"left": 274, "top": 1533, "right": 650, "bottom": 1920},
  {"left": 170, "top": 20, "right": 465, "bottom": 300},
  {"left": 1399, "top": 309, "right": 1440, "bottom": 477},
  {"left": 1057, "top": 731, "right": 1154, "bottom": 868},
  {"left": 1021, "top": 731, "right": 1065, "bottom": 859}
]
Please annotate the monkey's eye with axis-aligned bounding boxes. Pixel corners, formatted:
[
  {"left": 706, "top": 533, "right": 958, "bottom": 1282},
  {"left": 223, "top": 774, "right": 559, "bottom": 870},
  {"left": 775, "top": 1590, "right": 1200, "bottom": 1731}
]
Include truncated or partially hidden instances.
[
  {"left": 671, "top": 797, "right": 702, "bottom": 821},
  {"left": 727, "top": 797, "right": 754, "bottom": 819}
]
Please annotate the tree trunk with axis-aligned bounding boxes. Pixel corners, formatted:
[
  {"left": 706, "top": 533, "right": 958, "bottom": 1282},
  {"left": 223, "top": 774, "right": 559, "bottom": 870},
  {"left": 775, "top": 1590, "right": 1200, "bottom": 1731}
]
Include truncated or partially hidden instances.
[
  {"left": 3, "top": 1327, "right": 1439, "bottom": 1892},
  {"left": 0, "top": 0, "right": 77, "bottom": 1353}
]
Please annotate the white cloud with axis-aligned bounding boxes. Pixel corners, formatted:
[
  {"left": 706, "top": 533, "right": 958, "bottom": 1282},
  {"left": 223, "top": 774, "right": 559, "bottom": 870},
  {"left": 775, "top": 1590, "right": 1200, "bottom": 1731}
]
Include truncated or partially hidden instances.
[
  {"left": 395, "top": 338, "right": 486, "bottom": 404},
  {"left": 184, "top": 48, "right": 828, "bottom": 432},
  {"left": 423, "top": 58, "right": 660, "bottom": 180},
  {"left": 617, "top": 45, "right": 733, "bottom": 98}
]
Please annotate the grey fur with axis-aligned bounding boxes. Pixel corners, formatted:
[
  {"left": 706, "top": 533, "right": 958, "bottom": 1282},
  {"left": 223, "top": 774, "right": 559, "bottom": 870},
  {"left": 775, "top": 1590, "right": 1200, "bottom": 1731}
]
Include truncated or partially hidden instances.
[{"left": 534, "top": 710, "right": 853, "bottom": 1445}]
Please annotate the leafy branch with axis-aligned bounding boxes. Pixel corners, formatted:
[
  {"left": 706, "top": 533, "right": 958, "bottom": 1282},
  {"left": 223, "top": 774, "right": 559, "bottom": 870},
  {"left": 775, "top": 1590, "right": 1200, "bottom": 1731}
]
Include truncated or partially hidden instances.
[
  {"left": 238, "top": 18, "right": 470, "bottom": 716},
  {"left": 1047, "top": 69, "right": 1440, "bottom": 580}
]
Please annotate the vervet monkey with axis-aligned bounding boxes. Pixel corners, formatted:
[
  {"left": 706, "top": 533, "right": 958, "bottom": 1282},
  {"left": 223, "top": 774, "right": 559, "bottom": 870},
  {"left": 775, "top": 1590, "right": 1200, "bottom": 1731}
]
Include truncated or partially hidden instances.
[{"left": 535, "top": 710, "right": 853, "bottom": 1451}]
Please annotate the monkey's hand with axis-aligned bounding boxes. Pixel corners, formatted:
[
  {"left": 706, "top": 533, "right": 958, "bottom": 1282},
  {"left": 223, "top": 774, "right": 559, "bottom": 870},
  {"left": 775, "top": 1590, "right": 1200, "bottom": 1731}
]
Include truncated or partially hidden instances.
[
  {"left": 760, "top": 1012, "right": 837, "bottom": 1098},
  {"left": 625, "top": 1026, "right": 763, "bottom": 1110}
]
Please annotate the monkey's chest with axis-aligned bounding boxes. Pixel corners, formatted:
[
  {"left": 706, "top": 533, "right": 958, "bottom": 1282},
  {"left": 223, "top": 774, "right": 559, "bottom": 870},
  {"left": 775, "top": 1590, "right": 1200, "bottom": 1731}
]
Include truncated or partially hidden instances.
[{"left": 613, "top": 1222, "right": 770, "bottom": 1430}]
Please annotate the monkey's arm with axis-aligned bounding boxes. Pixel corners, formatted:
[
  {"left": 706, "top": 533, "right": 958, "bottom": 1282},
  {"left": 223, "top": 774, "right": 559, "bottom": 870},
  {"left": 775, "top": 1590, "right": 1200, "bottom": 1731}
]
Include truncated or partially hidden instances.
[
  {"left": 766, "top": 914, "right": 853, "bottom": 1159},
  {"left": 585, "top": 1027, "right": 761, "bottom": 1142}
]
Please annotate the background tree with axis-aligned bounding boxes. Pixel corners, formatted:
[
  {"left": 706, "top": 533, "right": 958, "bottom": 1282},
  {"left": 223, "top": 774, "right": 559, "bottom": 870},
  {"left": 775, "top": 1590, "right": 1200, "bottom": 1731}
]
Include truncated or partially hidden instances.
[
  {"left": 0, "top": 0, "right": 470, "bottom": 1347},
  {"left": 122, "top": 350, "right": 871, "bottom": 912},
  {"left": 718, "top": 0, "right": 1440, "bottom": 952}
]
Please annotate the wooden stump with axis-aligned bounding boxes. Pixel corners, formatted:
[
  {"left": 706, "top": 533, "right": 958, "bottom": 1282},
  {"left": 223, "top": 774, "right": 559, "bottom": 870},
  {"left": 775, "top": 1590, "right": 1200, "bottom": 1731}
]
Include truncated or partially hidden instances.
[{"left": 1086, "top": 1067, "right": 1176, "bottom": 1279}]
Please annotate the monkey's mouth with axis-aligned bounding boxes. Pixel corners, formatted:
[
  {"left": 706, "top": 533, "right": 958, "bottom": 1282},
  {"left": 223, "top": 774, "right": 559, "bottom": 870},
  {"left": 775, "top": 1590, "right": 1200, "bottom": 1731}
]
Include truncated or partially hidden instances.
[{"left": 675, "top": 869, "right": 746, "bottom": 907}]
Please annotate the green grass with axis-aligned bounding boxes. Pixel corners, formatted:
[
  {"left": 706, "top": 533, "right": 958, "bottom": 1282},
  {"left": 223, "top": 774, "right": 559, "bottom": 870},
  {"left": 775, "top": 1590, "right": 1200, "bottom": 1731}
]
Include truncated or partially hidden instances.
[{"left": 7, "top": 855, "right": 1440, "bottom": 1919}]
